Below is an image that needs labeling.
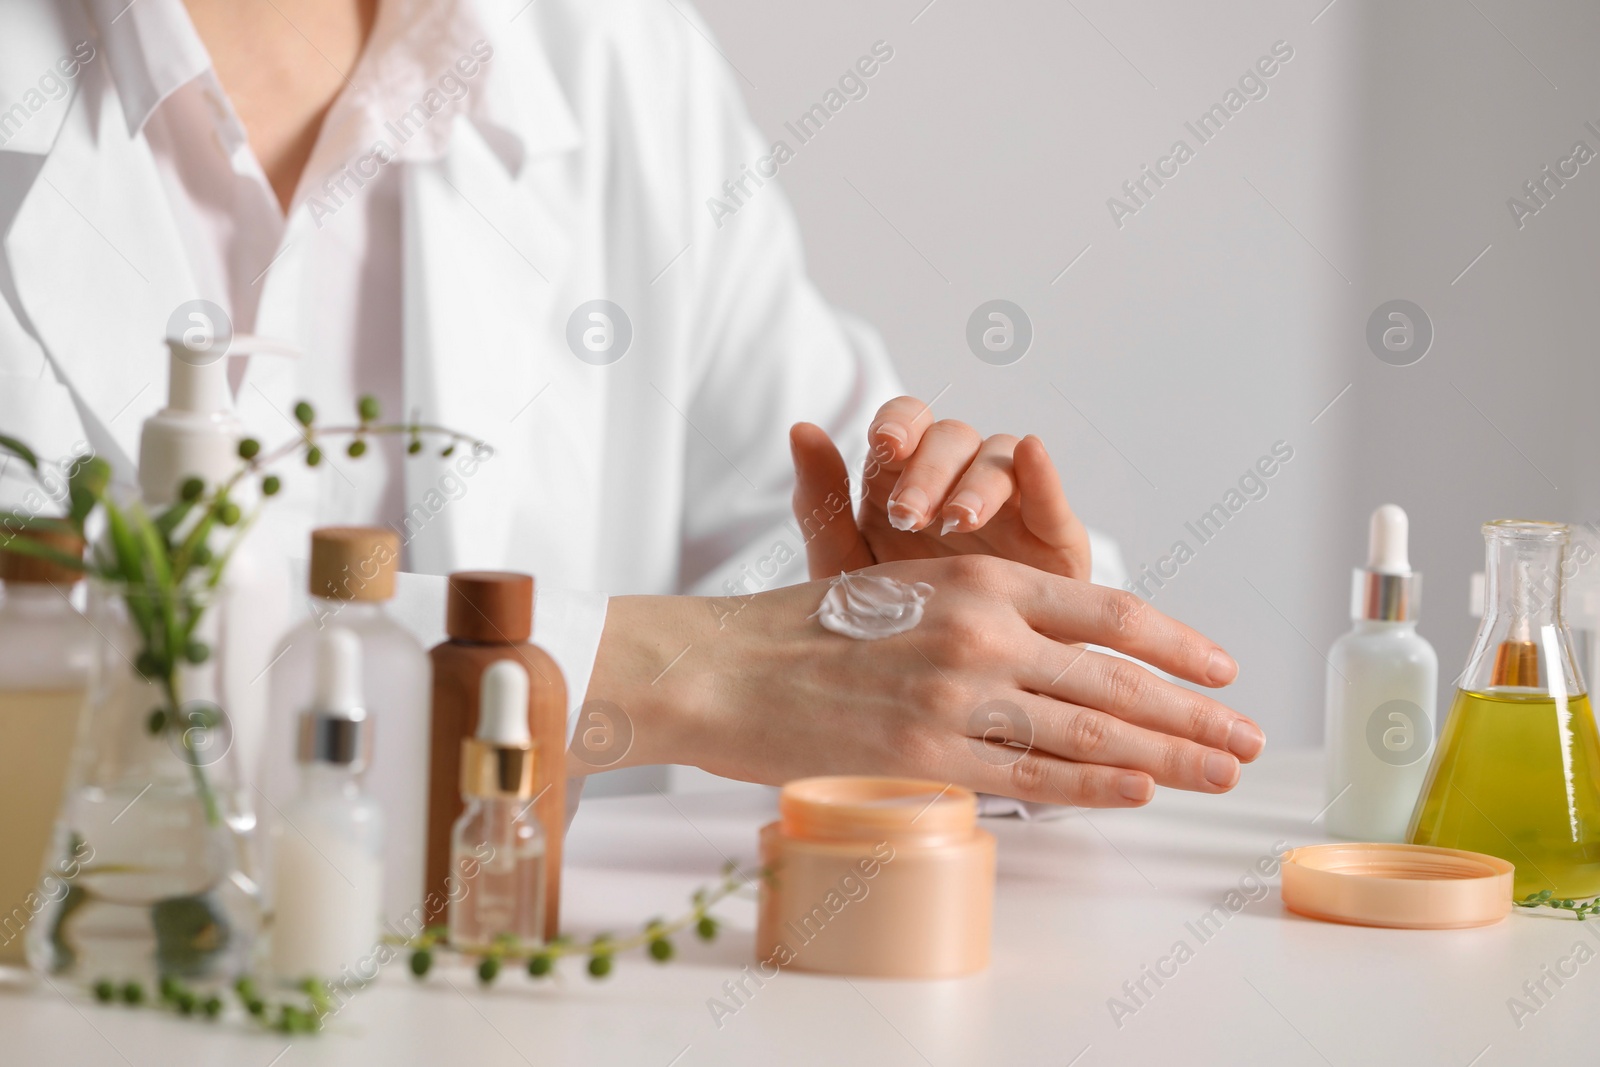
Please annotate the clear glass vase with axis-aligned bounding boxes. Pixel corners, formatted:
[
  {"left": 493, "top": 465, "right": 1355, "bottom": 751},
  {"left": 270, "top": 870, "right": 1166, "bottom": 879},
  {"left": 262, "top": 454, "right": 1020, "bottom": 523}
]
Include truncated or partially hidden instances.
[{"left": 29, "top": 581, "right": 261, "bottom": 984}]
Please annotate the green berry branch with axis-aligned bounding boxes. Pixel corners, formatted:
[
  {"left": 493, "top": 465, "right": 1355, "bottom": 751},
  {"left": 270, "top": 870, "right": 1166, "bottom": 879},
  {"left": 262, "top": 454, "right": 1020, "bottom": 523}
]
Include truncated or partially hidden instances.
[
  {"left": 401, "top": 862, "right": 756, "bottom": 986},
  {"left": 1516, "top": 890, "right": 1600, "bottom": 919},
  {"left": 90, "top": 974, "right": 350, "bottom": 1034},
  {"left": 78, "top": 864, "right": 754, "bottom": 1034}
]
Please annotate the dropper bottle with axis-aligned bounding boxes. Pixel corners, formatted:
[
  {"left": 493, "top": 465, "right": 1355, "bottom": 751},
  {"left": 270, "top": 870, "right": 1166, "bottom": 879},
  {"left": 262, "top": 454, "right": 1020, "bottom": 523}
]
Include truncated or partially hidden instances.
[
  {"left": 268, "top": 628, "right": 384, "bottom": 982},
  {"left": 1323, "top": 504, "right": 1439, "bottom": 841},
  {"left": 448, "top": 660, "right": 547, "bottom": 947}
]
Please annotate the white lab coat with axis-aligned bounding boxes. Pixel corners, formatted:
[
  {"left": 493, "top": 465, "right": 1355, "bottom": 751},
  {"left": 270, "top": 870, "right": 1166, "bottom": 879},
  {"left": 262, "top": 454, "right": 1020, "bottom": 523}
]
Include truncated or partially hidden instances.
[{"left": 0, "top": 0, "right": 899, "bottom": 729}]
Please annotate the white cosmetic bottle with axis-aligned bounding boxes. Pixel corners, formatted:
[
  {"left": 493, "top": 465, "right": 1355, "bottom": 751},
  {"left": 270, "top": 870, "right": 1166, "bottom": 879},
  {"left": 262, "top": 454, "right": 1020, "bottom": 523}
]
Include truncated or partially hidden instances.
[
  {"left": 268, "top": 628, "right": 384, "bottom": 983},
  {"left": 260, "top": 527, "right": 429, "bottom": 927},
  {"left": 1324, "top": 504, "right": 1438, "bottom": 841},
  {"left": 138, "top": 337, "right": 291, "bottom": 780}
]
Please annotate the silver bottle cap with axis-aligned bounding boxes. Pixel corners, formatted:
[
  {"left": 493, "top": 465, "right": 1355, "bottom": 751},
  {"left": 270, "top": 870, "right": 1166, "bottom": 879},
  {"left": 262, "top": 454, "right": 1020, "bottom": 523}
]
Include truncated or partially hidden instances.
[
  {"left": 1351, "top": 569, "right": 1421, "bottom": 621},
  {"left": 300, "top": 628, "right": 369, "bottom": 767},
  {"left": 298, "top": 707, "right": 370, "bottom": 768}
]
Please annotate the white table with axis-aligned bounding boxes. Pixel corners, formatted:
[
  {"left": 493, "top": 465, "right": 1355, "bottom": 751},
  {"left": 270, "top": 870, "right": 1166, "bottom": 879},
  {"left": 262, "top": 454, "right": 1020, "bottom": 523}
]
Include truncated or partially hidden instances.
[{"left": 4, "top": 751, "right": 1595, "bottom": 1066}]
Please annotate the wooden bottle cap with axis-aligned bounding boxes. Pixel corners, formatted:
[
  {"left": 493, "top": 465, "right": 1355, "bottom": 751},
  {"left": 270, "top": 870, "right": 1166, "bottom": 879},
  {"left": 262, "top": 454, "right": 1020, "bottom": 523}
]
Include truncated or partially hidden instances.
[
  {"left": 0, "top": 523, "right": 85, "bottom": 586},
  {"left": 446, "top": 571, "right": 533, "bottom": 643},
  {"left": 309, "top": 526, "right": 400, "bottom": 601}
]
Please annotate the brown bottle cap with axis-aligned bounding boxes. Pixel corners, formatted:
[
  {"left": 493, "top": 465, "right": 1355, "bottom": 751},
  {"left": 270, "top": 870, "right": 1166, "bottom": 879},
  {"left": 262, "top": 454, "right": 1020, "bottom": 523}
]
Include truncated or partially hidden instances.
[
  {"left": 309, "top": 527, "right": 400, "bottom": 602},
  {"left": 446, "top": 571, "right": 533, "bottom": 643},
  {"left": 0, "top": 523, "right": 85, "bottom": 586}
]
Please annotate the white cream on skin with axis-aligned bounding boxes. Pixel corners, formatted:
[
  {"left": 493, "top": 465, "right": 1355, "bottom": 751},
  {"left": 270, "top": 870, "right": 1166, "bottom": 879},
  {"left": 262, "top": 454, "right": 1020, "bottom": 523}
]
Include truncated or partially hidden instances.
[{"left": 810, "top": 572, "right": 935, "bottom": 640}]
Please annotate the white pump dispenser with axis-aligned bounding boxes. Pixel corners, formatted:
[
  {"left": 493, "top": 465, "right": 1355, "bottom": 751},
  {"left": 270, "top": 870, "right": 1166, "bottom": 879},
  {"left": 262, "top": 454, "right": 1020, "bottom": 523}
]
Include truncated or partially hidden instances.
[
  {"left": 1324, "top": 504, "right": 1439, "bottom": 841},
  {"left": 137, "top": 340, "right": 244, "bottom": 506}
]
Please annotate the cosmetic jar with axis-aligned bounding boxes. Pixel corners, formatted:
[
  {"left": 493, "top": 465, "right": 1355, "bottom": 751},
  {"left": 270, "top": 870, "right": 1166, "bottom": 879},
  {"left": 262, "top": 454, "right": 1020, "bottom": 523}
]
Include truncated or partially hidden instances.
[{"left": 756, "top": 777, "right": 995, "bottom": 978}]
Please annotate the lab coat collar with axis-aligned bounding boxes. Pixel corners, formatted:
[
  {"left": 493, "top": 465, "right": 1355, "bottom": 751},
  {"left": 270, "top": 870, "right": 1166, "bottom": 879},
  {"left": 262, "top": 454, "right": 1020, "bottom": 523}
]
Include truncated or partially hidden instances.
[
  {"left": 83, "top": 0, "right": 210, "bottom": 138},
  {"left": 1, "top": 61, "right": 201, "bottom": 476},
  {"left": 369, "top": 0, "right": 582, "bottom": 175},
  {"left": 81, "top": 0, "right": 581, "bottom": 178},
  {"left": 0, "top": 0, "right": 95, "bottom": 156},
  {"left": 463, "top": 1, "right": 584, "bottom": 173},
  {"left": 0, "top": 0, "right": 586, "bottom": 494}
]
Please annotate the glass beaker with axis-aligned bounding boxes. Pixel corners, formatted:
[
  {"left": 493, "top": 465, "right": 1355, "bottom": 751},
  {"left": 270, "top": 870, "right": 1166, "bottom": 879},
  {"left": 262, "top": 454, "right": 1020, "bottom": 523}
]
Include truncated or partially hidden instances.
[
  {"left": 29, "top": 581, "right": 261, "bottom": 984},
  {"left": 1407, "top": 521, "right": 1600, "bottom": 900}
]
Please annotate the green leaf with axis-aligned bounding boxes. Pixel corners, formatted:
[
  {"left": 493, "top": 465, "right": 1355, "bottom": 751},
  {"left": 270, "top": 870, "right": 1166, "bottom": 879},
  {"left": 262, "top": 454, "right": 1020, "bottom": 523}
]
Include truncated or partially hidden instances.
[
  {"left": 154, "top": 500, "right": 194, "bottom": 540},
  {"left": 0, "top": 433, "right": 39, "bottom": 471},
  {"left": 101, "top": 499, "right": 144, "bottom": 584},
  {"left": 133, "top": 508, "right": 173, "bottom": 588},
  {"left": 132, "top": 508, "right": 182, "bottom": 662},
  {"left": 66, "top": 456, "right": 110, "bottom": 528}
]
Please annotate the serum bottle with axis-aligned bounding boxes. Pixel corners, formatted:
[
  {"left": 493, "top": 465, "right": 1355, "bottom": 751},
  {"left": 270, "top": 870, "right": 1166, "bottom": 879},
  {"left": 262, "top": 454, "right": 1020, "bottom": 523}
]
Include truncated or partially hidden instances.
[
  {"left": 1324, "top": 504, "right": 1438, "bottom": 841},
  {"left": 449, "top": 661, "right": 547, "bottom": 947},
  {"left": 269, "top": 629, "right": 384, "bottom": 982}
]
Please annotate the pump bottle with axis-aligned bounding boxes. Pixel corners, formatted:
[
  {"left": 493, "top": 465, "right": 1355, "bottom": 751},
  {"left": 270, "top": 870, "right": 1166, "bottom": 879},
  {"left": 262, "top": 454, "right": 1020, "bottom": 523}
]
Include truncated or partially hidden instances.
[
  {"left": 1324, "top": 504, "right": 1438, "bottom": 841},
  {"left": 138, "top": 337, "right": 290, "bottom": 779},
  {"left": 268, "top": 628, "right": 384, "bottom": 982},
  {"left": 448, "top": 660, "right": 547, "bottom": 947}
]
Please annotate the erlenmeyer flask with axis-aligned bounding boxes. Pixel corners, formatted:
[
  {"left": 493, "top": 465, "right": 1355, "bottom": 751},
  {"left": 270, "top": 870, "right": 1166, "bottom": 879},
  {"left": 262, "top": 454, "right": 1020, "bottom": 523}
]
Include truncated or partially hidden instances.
[{"left": 1407, "top": 520, "right": 1600, "bottom": 899}]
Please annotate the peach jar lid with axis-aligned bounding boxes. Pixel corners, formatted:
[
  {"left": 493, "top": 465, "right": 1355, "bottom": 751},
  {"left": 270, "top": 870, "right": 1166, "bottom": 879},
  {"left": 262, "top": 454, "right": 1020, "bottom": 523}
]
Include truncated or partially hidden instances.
[
  {"left": 1281, "top": 842, "right": 1514, "bottom": 929},
  {"left": 779, "top": 777, "right": 976, "bottom": 845}
]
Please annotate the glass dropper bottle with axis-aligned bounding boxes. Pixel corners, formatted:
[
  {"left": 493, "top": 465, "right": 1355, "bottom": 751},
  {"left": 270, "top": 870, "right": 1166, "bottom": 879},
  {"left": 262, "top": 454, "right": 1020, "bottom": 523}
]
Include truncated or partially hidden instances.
[{"left": 1407, "top": 520, "right": 1600, "bottom": 899}]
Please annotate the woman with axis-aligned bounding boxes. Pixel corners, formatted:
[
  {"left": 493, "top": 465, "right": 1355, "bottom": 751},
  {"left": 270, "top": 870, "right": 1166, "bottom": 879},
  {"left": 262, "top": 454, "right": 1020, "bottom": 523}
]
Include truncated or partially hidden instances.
[{"left": 0, "top": 0, "right": 1262, "bottom": 809}]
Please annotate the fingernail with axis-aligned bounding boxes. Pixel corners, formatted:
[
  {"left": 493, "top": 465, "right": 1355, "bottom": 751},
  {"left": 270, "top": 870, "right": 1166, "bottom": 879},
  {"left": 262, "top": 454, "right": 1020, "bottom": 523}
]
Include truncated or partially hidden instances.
[
  {"left": 941, "top": 493, "right": 982, "bottom": 535},
  {"left": 1227, "top": 719, "right": 1265, "bottom": 761},
  {"left": 1206, "top": 649, "right": 1238, "bottom": 685},
  {"left": 887, "top": 486, "right": 928, "bottom": 531},
  {"left": 1119, "top": 774, "right": 1153, "bottom": 803},
  {"left": 874, "top": 422, "right": 908, "bottom": 450},
  {"left": 1204, "top": 751, "right": 1240, "bottom": 788}
]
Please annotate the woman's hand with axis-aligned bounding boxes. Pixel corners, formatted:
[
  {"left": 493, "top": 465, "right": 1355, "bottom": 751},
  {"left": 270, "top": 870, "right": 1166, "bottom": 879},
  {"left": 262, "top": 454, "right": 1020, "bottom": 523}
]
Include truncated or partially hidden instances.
[
  {"left": 790, "top": 396, "right": 1091, "bottom": 580},
  {"left": 583, "top": 555, "right": 1264, "bottom": 806}
]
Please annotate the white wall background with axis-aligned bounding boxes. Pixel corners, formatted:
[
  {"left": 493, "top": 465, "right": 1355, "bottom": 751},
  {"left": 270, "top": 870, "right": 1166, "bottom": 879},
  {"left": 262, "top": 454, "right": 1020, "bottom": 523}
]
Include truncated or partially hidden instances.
[{"left": 682, "top": 0, "right": 1600, "bottom": 749}]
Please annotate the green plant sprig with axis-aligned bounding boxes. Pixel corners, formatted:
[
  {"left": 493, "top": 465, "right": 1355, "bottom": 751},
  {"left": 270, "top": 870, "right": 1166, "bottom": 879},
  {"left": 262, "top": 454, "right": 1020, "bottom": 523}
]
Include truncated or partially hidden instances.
[
  {"left": 80, "top": 864, "right": 752, "bottom": 1035},
  {"left": 0, "top": 396, "right": 488, "bottom": 828},
  {"left": 1516, "top": 890, "right": 1600, "bottom": 919},
  {"left": 398, "top": 861, "right": 756, "bottom": 985},
  {"left": 90, "top": 973, "right": 344, "bottom": 1034}
]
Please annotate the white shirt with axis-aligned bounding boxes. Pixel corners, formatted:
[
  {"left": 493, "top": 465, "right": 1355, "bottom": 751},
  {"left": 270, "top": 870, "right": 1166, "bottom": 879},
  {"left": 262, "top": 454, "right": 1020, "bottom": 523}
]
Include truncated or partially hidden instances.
[
  {"left": 97, "top": 0, "right": 454, "bottom": 534},
  {"left": 6, "top": 0, "right": 899, "bottom": 753},
  {"left": 1, "top": 0, "right": 1127, "bottom": 823}
]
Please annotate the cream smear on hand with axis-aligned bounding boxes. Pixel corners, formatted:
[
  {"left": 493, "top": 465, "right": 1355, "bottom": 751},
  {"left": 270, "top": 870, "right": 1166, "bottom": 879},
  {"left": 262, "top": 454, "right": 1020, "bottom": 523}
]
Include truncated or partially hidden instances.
[{"left": 810, "top": 572, "right": 935, "bottom": 640}]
